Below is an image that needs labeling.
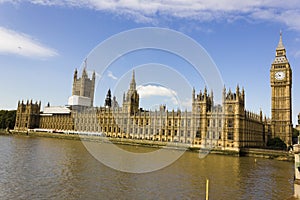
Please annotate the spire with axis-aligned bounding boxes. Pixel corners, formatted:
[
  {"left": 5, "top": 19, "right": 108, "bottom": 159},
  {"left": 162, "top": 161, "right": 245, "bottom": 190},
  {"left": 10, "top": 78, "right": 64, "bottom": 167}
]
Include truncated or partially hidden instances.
[
  {"left": 273, "top": 31, "right": 288, "bottom": 63},
  {"left": 74, "top": 68, "right": 78, "bottom": 79},
  {"left": 236, "top": 84, "right": 240, "bottom": 98},
  {"left": 277, "top": 30, "right": 285, "bottom": 50},
  {"left": 92, "top": 70, "right": 96, "bottom": 80},
  {"left": 84, "top": 58, "right": 87, "bottom": 69},
  {"left": 105, "top": 89, "right": 112, "bottom": 107},
  {"left": 130, "top": 70, "right": 136, "bottom": 90},
  {"left": 82, "top": 67, "right": 87, "bottom": 78},
  {"left": 192, "top": 87, "right": 195, "bottom": 102}
]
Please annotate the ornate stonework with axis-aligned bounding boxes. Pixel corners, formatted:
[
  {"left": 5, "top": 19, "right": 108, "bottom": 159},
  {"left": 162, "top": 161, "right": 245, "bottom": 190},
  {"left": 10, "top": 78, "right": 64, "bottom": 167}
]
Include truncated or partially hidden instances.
[{"left": 270, "top": 32, "right": 293, "bottom": 145}]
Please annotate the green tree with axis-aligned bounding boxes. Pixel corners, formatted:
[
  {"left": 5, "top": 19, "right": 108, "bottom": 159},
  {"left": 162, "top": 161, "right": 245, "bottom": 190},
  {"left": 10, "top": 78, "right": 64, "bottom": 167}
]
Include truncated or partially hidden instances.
[
  {"left": 293, "top": 128, "right": 299, "bottom": 137},
  {"left": 267, "top": 137, "right": 287, "bottom": 150},
  {"left": 0, "top": 110, "right": 16, "bottom": 129}
]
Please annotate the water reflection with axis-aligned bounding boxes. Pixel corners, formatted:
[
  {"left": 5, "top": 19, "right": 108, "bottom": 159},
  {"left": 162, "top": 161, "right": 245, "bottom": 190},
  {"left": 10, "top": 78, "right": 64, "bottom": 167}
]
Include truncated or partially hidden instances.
[{"left": 0, "top": 135, "right": 294, "bottom": 199}]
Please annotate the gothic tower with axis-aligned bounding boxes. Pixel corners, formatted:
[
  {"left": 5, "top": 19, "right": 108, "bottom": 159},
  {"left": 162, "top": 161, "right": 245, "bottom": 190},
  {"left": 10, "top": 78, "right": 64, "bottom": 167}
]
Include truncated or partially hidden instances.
[
  {"left": 192, "top": 87, "right": 213, "bottom": 142},
  {"left": 270, "top": 32, "right": 292, "bottom": 145},
  {"left": 14, "top": 100, "right": 41, "bottom": 131},
  {"left": 71, "top": 60, "right": 96, "bottom": 107},
  {"left": 222, "top": 86, "right": 245, "bottom": 150},
  {"left": 123, "top": 71, "right": 139, "bottom": 115}
]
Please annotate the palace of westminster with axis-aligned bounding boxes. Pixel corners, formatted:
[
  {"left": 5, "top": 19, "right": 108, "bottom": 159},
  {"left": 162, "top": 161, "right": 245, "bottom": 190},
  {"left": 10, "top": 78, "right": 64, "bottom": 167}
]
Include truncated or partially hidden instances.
[{"left": 14, "top": 34, "right": 294, "bottom": 151}]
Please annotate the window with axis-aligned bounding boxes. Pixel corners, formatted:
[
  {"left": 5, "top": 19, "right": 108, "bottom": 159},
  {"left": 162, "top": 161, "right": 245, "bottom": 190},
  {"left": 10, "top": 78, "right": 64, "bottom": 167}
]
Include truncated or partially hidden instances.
[
  {"left": 228, "top": 119, "right": 233, "bottom": 128},
  {"left": 228, "top": 105, "right": 233, "bottom": 112},
  {"left": 187, "top": 120, "right": 191, "bottom": 127},
  {"left": 196, "top": 130, "right": 201, "bottom": 138},
  {"left": 227, "top": 132, "right": 233, "bottom": 140},
  {"left": 174, "top": 130, "right": 178, "bottom": 136}
]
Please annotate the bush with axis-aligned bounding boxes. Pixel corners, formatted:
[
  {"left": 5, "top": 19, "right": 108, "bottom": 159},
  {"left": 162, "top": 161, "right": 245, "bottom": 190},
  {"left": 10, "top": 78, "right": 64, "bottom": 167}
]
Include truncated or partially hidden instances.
[{"left": 267, "top": 137, "right": 287, "bottom": 150}]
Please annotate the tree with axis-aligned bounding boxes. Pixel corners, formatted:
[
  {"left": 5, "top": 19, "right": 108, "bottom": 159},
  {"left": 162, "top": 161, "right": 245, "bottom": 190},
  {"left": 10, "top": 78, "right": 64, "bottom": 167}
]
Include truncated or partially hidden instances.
[
  {"left": 0, "top": 110, "right": 16, "bottom": 129},
  {"left": 293, "top": 128, "right": 299, "bottom": 137},
  {"left": 267, "top": 137, "right": 287, "bottom": 150}
]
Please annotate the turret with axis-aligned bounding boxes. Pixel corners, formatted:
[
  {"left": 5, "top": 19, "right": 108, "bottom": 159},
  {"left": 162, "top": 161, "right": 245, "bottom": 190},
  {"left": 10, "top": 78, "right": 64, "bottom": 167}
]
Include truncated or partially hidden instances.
[
  {"left": 74, "top": 68, "right": 78, "bottom": 80},
  {"left": 105, "top": 89, "right": 112, "bottom": 108},
  {"left": 192, "top": 87, "right": 195, "bottom": 102},
  {"left": 123, "top": 70, "right": 139, "bottom": 115}
]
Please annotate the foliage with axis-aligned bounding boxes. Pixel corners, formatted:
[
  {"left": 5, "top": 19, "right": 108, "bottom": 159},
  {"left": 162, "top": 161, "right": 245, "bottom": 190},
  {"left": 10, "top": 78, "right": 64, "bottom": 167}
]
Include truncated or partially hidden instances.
[
  {"left": 266, "top": 137, "right": 287, "bottom": 150},
  {"left": 0, "top": 110, "right": 16, "bottom": 129},
  {"left": 293, "top": 128, "right": 299, "bottom": 137}
]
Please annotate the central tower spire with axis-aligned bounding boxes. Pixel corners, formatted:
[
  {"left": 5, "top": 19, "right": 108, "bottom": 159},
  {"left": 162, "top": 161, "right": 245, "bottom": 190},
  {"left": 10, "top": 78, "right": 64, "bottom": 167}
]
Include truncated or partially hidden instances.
[{"left": 130, "top": 70, "right": 136, "bottom": 90}]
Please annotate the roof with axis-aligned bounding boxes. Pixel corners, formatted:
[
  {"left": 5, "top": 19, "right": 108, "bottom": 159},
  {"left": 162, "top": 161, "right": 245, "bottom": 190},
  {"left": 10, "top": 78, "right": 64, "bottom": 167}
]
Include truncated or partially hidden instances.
[{"left": 43, "top": 106, "right": 71, "bottom": 114}]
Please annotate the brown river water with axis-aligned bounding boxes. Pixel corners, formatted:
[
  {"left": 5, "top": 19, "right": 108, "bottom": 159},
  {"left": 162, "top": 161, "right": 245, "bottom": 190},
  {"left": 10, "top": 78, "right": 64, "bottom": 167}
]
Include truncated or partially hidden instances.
[{"left": 0, "top": 135, "right": 294, "bottom": 199}]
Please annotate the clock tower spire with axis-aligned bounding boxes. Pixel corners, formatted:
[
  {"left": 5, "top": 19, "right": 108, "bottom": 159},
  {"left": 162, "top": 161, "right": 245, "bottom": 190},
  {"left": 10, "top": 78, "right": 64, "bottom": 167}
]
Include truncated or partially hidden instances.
[{"left": 270, "top": 31, "right": 292, "bottom": 145}]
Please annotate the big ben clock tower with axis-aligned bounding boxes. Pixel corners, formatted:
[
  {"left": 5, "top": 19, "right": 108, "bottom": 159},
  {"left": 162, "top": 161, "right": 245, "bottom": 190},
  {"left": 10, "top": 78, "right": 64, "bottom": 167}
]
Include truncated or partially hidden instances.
[{"left": 270, "top": 32, "right": 292, "bottom": 145}]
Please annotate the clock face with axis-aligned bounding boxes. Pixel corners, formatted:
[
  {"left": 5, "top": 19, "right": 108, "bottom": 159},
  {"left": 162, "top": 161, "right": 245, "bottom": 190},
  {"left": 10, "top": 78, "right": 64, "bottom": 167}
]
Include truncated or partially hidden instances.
[{"left": 275, "top": 71, "right": 285, "bottom": 80}]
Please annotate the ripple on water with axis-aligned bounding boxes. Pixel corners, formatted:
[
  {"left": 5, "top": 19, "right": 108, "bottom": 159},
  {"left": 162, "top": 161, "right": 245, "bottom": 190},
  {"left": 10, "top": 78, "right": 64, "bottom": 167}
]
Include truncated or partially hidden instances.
[{"left": 0, "top": 135, "right": 294, "bottom": 200}]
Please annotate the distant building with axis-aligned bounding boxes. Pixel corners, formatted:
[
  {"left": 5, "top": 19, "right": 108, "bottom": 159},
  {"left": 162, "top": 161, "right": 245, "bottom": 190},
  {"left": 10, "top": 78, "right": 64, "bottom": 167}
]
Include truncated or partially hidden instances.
[{"left": 14, "top": 33, "right": 294, "bottom": 150}]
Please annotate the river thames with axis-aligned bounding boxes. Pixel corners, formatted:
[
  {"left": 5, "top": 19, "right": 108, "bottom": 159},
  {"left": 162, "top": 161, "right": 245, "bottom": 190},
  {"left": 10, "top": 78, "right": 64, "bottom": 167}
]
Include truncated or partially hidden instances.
[{"left": 0, "top": 135, "right": 294, "bottom": 199}]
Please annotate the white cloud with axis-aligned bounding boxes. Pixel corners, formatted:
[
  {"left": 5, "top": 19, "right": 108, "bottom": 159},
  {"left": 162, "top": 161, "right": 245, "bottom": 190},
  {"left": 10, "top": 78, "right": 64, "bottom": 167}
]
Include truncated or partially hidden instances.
[
  {"left": 137, "top": 84, "right": 178, "bottom": 105},
  {"left": 0, "top": 26, "right": 58, "bottom": 58},
  {"left": 4, "top": 0, "right": 300, "bottom": 31},
  {"left": 107, "top": 70, "right": 118, "bottom": 80}
]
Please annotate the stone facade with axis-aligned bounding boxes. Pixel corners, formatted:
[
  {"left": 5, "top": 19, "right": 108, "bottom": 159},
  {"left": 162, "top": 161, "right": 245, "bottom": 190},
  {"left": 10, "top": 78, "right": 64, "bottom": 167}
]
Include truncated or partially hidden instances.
[
  {"left": 39, "top": 114, "right": 74, "bottom": 131},
  {"left": 14, "top": 100, "right": 41, "bottom": 131},
  {"left": 270, "top": 32, "right": 293, "bottom": 145},
  {"left": 71, "top": 65, "right": 95, "bottom": 107},
  {"left": 73, "top": 71, "right": 267, "bottom": 151}
]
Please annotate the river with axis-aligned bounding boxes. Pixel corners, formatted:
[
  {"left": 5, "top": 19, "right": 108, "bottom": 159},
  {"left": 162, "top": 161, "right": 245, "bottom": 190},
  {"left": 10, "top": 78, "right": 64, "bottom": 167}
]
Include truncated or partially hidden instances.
[{"left": 0, "top": 135, "right": 294, "bottom": 199}]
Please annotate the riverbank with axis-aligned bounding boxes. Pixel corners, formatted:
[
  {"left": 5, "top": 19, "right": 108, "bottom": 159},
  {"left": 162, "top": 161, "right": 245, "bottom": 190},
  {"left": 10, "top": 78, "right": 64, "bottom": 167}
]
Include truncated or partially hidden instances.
[{"left": 1, "top": 130, "right": 294, "bottom": 161}]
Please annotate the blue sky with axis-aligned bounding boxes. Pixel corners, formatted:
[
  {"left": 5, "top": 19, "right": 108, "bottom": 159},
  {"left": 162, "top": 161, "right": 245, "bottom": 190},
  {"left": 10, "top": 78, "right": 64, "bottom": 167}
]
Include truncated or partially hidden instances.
[{"left": 0, "top": 1, "right": 300, "bottom": 124}]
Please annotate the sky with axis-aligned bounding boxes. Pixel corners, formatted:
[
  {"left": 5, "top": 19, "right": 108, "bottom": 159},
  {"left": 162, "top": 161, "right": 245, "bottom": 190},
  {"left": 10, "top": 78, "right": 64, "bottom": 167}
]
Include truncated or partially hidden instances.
[{"left": 0, "top": 1, "right": 300, "bottom": 125}]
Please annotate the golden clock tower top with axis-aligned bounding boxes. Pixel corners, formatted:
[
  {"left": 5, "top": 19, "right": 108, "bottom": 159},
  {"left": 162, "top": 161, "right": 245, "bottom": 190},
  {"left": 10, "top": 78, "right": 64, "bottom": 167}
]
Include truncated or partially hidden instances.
[{"left": 273, "top": 31, "right": 288, "bottom": 64}]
